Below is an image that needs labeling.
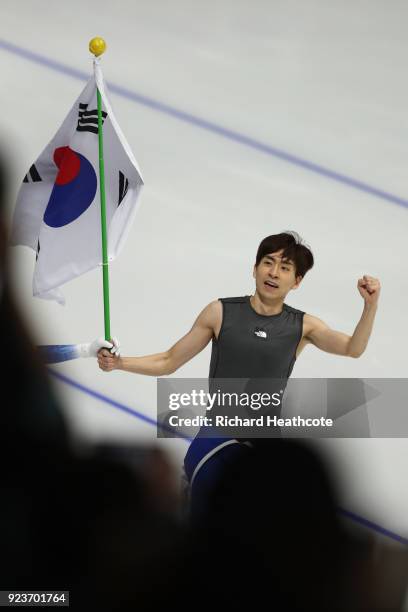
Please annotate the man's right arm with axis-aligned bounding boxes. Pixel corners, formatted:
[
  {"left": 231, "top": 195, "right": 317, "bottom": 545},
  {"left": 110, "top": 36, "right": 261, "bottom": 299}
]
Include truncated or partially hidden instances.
[{"left": 97, "top": 301, "right": 221, "bottom": 376}]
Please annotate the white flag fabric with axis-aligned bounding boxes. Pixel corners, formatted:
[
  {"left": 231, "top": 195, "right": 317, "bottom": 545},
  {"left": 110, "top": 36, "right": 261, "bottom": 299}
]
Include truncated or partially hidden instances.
[{"left": 11, "top": 59, "right": 143, "bottom": 305}]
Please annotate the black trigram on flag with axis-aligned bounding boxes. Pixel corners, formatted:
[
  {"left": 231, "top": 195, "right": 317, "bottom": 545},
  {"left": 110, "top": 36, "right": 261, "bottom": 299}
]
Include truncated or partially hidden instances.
[
  {"left": 36, "top": 240, "right": 40, "bottom": 261},
  {"left": 77, "top": 103, "right": 107, "bottom": 134},
  {"left": 118, "top": 171, "right": 129, "bottom": 206},
  {"left": 23, "top": 164, "right": 42, "bottom": 183}
]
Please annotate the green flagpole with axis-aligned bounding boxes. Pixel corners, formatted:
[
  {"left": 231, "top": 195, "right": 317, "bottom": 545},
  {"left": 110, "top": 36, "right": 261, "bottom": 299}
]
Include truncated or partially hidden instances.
[{"left": 90, "top": 37, "right": 110, "bottom": 342}]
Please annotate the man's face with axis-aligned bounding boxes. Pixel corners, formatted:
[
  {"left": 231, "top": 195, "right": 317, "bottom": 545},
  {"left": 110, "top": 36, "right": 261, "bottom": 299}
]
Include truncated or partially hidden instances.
[{"left": 253, "top": 249, "right": 302, "bottom": 300}]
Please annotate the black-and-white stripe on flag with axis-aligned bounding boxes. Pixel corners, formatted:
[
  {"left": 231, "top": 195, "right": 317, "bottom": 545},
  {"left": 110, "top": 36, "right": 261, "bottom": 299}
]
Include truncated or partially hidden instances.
[
  {"left": 118, "top": 171, "right": 129, "bottom": 206},
  {"left": 23, "top": 164, "right": 42, "bottom": 183},
  {"left": 77, "top": 103, "right": 107, "bottom": 134}
]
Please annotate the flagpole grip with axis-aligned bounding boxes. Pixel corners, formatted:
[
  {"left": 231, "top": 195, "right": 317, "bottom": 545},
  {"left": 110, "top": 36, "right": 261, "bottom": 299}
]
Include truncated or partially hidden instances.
[{"left": 96, "top": 85, "right": 111, "bottom": 341}]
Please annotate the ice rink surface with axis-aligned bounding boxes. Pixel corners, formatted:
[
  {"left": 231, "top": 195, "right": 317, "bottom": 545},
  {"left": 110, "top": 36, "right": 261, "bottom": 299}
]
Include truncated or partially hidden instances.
[{"left": 1, "top": 1, "right": 407, "bottom": 542}]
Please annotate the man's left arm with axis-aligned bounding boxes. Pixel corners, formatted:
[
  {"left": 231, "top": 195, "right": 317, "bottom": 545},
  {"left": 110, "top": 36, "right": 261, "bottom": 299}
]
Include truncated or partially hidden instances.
[{"left": 305, "top": 275, "right": 381, "bottom": 358}]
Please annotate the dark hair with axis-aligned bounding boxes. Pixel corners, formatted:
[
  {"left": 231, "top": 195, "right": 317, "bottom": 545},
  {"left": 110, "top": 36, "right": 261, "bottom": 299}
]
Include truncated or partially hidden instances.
[{"left": 255, "top": 231, "right": 314, "bottom": 278}]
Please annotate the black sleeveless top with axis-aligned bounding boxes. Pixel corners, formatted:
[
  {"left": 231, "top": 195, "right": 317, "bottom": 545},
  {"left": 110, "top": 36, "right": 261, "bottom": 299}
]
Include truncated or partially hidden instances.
[{"left": 209, "top": 296, "right": 304, "bottom": 380}]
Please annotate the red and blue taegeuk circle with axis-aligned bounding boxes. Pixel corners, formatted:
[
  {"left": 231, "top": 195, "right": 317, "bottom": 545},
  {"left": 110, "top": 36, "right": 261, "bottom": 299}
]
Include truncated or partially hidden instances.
[{"left": 44, "top": 146, "right": 97, "bottom": 228}]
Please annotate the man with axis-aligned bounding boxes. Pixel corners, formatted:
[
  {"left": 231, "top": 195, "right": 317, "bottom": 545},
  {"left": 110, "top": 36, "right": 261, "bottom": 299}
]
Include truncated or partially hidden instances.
[{"left": 98, "top": 231, "right": 381, "bottom": 516}]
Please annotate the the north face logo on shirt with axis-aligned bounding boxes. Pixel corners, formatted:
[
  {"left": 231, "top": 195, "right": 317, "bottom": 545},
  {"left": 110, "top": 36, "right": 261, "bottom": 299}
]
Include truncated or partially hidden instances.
[{"left": 254, "top": 327, "right": 267, "bottom": 339}]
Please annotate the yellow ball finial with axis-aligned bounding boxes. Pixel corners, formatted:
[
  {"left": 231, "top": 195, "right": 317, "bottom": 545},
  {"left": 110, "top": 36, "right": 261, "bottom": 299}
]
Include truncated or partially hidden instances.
[{"left": 89, "top": 37, "right": 107, "bottom": 57}]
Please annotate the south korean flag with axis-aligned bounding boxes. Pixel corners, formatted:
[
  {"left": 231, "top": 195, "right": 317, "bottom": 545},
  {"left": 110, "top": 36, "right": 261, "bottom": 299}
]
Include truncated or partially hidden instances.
[{"left": 11, "top": 59, "right": 144, "bottom": 304}]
